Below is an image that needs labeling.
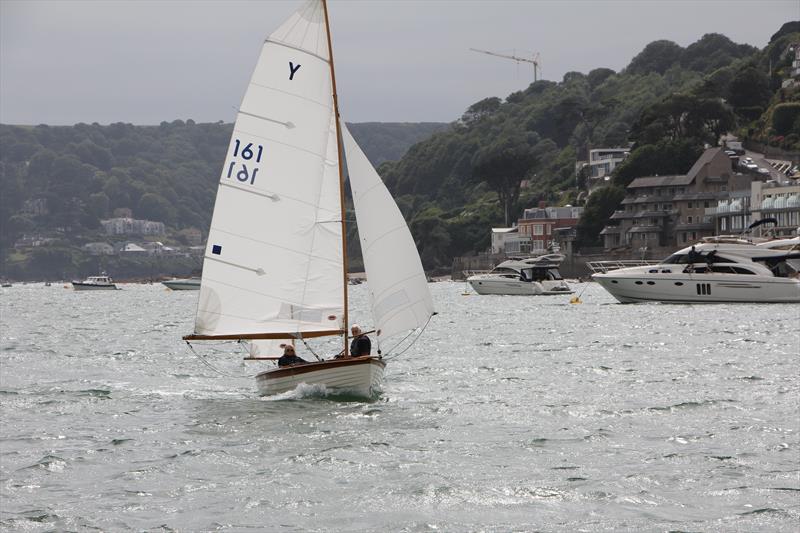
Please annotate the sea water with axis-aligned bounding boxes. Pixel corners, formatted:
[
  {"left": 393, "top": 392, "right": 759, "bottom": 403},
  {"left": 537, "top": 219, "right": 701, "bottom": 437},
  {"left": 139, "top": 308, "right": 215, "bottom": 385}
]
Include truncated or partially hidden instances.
[{"left": 1, "top": 282, "right": 798, "bottom": 531}]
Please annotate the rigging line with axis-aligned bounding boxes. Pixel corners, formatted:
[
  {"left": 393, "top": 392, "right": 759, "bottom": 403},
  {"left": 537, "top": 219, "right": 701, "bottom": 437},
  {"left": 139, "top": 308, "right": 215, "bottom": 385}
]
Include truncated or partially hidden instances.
[
  {"left": 299, "top": 337, "right": 323, "bottom": 361},
  {"left": 185, "top": 341, "right": 256, "bottom": 379},
  {"left": 382, "top": 313, "right": 436, "bottom": 360}
]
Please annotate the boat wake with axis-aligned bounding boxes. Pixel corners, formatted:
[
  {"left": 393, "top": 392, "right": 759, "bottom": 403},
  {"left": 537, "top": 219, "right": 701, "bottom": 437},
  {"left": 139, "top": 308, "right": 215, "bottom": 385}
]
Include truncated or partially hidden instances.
[{"left": 261, "top": 382, "right": 380, "bottom": 402}]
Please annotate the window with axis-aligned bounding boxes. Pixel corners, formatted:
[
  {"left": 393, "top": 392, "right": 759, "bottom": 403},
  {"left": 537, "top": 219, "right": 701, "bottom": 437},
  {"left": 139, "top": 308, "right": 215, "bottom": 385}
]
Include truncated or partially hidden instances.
[
  {"left": 688, "top": 201, "right": 693, "bottom": 208},
  {"left": 692, "top": 232, "right": 697, "bottom": 240},
  {"left": 688, "top": 216, "right": 693, "bottom": 223},
  {"left": 682, "top": 232, "right": 687, "bottom": 243},
  {"left": 533, "top": 225, "right": 543, "bottom": 235},
  {"left": 704, "top": 201, "right": 710, "bottom": 208}
]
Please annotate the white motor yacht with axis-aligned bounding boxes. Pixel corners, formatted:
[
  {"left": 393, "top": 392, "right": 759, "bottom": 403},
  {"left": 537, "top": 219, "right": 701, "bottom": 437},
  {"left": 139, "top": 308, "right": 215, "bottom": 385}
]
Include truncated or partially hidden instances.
[
  {"left": 72, "top": 273, "right": 118, "bottom": 291},
  {"left": 161, "top": 278, "right": 201, "bottom": 291},
  {"left": 593, "top": 235, "right": 800, "bottom": 303},
  {"left": 467, "top": 254, "right": 574, "bottom": 295}
]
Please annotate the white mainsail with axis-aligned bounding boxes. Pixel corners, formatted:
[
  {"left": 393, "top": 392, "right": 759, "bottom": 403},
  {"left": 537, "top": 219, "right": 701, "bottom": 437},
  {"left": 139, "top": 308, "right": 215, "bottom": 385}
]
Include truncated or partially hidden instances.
[
  {"left": 193, "top": 0, "right": 344, "bottom": 339},
  {"left": 343, "top": 126, "right": 436, "bottom": 341}
]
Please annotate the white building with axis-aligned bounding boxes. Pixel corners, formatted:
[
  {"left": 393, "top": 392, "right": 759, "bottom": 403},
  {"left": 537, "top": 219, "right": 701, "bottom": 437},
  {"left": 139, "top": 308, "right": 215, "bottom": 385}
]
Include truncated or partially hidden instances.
[
  {"left": 490, "top": 227, "right": 518, "bottom": 254},
  {"left": 588, "top": 148, "right": 629, "bottom": 183},
  {"left": 82, "top": 242, "right": 115, "bottom": 255},
  {"left": 101, "top": 217, "right": 165, "bottom": 236}
]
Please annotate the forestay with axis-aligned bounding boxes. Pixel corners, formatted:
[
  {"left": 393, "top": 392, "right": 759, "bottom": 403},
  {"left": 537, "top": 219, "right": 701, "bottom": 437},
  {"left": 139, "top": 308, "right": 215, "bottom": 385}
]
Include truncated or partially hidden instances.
[
  {"left": 343, "top": 125, "right": 436, "bottom": 340},
  {"left": 193, "top": 0, "right": 344, "bottom": 339}
]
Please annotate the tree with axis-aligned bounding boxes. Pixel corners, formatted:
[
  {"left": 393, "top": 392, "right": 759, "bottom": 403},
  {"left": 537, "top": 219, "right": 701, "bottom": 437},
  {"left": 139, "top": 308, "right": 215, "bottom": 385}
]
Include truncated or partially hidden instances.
[
  {"left": 461, "top": 97, "right": 502, "bottom": 125},
  {"left": 613, "top": 139, "right": 702, "bottom": 188},
  {"left": 728, "top": 66, "right": 771, "bottom": 109},
  {"left": 772, "top": 103, "right": 800, "bottom": 135},
  {"left": 472, "top": 135, "right": 539, "bottom": 226},
  {"left": 576, "top": 186, "right": 626, "bottom": 247},
  {"left": 137, "top": 192, "right": 174, "bottom": 223},
  {"left": 626, "top": 40, "right": 684, "bottom": 75}
]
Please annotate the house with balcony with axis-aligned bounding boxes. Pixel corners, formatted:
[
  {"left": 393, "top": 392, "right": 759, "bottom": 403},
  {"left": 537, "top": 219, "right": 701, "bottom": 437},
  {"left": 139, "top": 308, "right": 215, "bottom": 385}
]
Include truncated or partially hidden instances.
[
  {"left": 517, "top": 205, "right": 583, "bottom": 253},
  {"left": 600, "top": 147, "right": 750, "bottom": 252},
  {"left": 587, "top": 147, "right": 630, "bottom": 185}
]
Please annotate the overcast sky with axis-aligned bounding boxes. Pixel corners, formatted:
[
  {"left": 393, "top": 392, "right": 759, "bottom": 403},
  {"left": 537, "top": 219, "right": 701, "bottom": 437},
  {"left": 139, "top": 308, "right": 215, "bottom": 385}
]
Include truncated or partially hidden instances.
[{"left": 1, "top": 0, "right": 797, "bottom": 126}]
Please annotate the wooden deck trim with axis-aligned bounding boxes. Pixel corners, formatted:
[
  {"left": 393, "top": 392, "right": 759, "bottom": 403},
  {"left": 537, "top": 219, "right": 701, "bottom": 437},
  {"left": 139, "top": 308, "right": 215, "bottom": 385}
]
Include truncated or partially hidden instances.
[{"left": 256, "top": 356, "right": 385, "bottom": 380}]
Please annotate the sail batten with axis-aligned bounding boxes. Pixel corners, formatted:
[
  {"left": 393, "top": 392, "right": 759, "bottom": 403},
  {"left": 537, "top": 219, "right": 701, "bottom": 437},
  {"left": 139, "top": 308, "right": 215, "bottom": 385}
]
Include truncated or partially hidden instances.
[{"left": 193, "top": 0, "right": 343, "bottom": 338}]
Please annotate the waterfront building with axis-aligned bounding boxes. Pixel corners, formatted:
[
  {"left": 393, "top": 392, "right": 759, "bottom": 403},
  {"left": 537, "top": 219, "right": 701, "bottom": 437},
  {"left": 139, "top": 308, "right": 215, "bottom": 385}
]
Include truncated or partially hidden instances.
[
  {"left": 518, "top": 206, "right": 583, "bottom": 253},
  {"left": 600, "top": 148, "right": 751, "bottom": 251}
]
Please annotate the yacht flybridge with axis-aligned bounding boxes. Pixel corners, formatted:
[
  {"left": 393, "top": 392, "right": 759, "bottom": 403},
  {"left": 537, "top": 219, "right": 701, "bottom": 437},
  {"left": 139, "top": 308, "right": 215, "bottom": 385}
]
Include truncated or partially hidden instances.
[
  {"left": 593, "top": 234, "right": 800, "bottom": 304},
  {"left": 467, "top": 254, "right": 574, "bottom": 295}
]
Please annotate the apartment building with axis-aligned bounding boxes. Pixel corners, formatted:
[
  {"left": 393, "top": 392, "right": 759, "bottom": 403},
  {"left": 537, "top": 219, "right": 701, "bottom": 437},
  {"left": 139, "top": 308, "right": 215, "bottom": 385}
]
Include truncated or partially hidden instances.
[{"left": 601, "top": 147, "right": 747, "bottom": 251}]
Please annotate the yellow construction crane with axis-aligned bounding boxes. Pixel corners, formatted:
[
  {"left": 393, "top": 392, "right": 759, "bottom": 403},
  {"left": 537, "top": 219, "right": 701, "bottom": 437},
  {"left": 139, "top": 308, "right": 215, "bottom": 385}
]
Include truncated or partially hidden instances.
[{"left": 470, "top": 48, "right": 541, "bottom": 82}]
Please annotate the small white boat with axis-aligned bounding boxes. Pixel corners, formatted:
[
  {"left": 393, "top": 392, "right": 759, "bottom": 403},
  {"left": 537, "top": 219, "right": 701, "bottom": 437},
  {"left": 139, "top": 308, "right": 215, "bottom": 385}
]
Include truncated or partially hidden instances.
[
  {"left": 467, "top": 254, "right": 574, "bottom": 295},
  {"left": 71, "top": 274, "right": 118, "bottom": 291},
  {"left": 182, "top": 0, "right": 435, "bottom": 399},
  {"left": 593, "top": 235, "right": 800, "bottom": 303},
  {"left": 161, "top": 278, "right": 201, "bottom": 290}
]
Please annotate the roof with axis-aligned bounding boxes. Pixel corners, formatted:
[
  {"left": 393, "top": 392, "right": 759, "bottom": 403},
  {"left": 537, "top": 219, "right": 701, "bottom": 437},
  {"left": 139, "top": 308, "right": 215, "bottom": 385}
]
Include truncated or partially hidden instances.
[
  {"left": 628, "top": 175, "right": 693, "bottom": 188},
  {"left": 492, "top": 227, "right": 518, "bottom": 234}
]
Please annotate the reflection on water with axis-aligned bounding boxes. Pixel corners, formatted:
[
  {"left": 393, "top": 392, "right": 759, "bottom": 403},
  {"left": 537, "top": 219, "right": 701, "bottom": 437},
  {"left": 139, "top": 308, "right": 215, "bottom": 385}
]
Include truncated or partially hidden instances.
[{"left": 1, "top": 282, "right": 798, "bottom": 531}]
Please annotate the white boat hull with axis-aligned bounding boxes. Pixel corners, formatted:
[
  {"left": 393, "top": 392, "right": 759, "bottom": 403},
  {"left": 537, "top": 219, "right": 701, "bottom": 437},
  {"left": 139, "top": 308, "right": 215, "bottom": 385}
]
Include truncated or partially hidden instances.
[
  {"left": 594, "top": 273, "right": 800, "bottom": 303},
  {"left": 467, "top": 277, "right": 573, "bottom": 296},
  {"left": 161, "top": 279, "right": 200, "bottom": 290},
  {"left": 71, "top": 282, "right": 118, "bottom": 291},
  {"left": 255, "top": 356, "right": 386, "bottom": 397}
]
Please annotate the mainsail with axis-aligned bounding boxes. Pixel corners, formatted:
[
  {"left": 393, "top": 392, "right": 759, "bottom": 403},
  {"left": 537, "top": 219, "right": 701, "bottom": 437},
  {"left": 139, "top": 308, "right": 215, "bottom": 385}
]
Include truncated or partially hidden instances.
[
  {"left": 191, "top": 0, "right": 344, "bottom": 339},
  {"left": 343, "top": 126, "right": 436, "bottom": 340}
]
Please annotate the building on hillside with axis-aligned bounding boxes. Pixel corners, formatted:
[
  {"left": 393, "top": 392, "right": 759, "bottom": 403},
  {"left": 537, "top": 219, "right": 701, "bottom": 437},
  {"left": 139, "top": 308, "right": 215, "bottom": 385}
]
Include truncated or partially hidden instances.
[
  {"left": 600, "top": 147, "right": 761, "bottom": 251},
  {"left": 101, "top": 217, "right": 165, "bottom": 236},
  {"left": 491, "top": 227, "right": 519, "bottom": 254},
  {"left": 82, "top": 242, "right": 115, "bottom": 255},
  {"left": 517, "top": 205, "right": 583, "bottom": 253},
  {"left": 118, "top": 243, "right": 147, "bottom": 254},
  {"left": 587, "top": 148, "right": 630, "bottom": 185},
  {"left": 21, "top": 198, "right": 49, "bottom": 216},
  {"left": 749, "top": 181, "right": 800, "bottom": 236},
  {"left": 13, "top": 234, "right": 55, "bottom": 248},
  {"left": 781, "top": 42, "right": 800, "bottom": 88}
]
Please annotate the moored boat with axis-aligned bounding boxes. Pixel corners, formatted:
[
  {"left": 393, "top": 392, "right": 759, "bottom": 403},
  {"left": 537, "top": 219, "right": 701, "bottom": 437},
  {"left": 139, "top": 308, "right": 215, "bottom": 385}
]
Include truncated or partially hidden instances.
[
  {"left": 467, "top": 253, "right": 573, "bottom": 295},
  {"left": 593, "top": 234, "right": 800, "bottom": 303},
  {"left": 161, "top": 278, "right": 201, "bottom": 290},
  {"left": 71, "top": 273, "right": 118, "bottom": 291}
]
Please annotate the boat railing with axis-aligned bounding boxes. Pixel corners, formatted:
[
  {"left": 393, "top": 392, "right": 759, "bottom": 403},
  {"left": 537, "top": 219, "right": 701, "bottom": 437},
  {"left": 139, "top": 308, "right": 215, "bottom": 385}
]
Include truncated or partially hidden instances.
[{"left": 586, "top": 260, "right": 661, "bottom": 274}]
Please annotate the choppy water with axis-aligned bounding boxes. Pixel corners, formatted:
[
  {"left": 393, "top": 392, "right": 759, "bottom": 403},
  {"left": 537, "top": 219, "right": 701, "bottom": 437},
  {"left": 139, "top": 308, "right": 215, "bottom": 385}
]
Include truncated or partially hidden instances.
[{"left": 1, "top": 281, "right": 798, "bottom": 532}]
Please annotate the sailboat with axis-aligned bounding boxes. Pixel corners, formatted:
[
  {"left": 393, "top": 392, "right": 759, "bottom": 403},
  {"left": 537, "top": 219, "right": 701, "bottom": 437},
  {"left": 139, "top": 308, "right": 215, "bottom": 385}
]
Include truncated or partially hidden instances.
[{"left": 183, "top": 0, "right": 435, "bottom": 397}]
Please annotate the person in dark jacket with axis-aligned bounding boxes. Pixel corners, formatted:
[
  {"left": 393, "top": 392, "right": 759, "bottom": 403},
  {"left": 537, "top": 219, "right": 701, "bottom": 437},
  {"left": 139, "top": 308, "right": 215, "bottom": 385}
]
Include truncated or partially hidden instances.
[
  {"left": 277, "top": 344, "right": 306, "bottom": 367},
  {"left": 349, "top": 324, "right": 371, "bottom": 356}
]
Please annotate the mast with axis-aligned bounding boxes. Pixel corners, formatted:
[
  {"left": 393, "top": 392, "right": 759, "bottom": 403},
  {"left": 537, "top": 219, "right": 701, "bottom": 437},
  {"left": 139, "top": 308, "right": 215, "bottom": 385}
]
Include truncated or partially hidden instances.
[{"left": 321, "top": 0, "right": 350, "bottom": 357}]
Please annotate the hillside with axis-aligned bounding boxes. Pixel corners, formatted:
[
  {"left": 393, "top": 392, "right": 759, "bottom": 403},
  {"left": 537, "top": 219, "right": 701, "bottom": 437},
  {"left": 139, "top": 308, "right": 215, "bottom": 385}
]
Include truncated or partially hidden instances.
[{"left": 1, "top": 24, "right": 797, "bottom": 279}]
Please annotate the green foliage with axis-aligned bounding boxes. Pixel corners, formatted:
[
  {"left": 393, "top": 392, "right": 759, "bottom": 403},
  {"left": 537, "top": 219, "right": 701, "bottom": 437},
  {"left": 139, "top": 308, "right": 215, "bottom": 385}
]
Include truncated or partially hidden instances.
[
  {"left": 472, "top": 132, "right": 539, "bottom": 226},
  {"left": 728, "top": 66, "right": 772, "bottom": 109},
  {"left": 576, "top": 186, "right": 626, "bottom": 247},
  {"left": 771, "top": 103, "right": 800, "bottom": 135},
  {"left": 627, "top": 40, "right": 685, "bottom": 75},
  {"left": 612, "top": 139, "right": 703, "bottom": 188},
  {"left": 346, "top": 122, "right": 449, "bottom": 166}
]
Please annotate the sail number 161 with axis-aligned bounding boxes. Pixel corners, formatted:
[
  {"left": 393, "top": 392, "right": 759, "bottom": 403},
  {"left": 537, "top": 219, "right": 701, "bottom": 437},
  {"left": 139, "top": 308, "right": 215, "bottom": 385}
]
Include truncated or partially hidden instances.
[{"left": 227, "top": 139, "right": 263, "bottom": 185}]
